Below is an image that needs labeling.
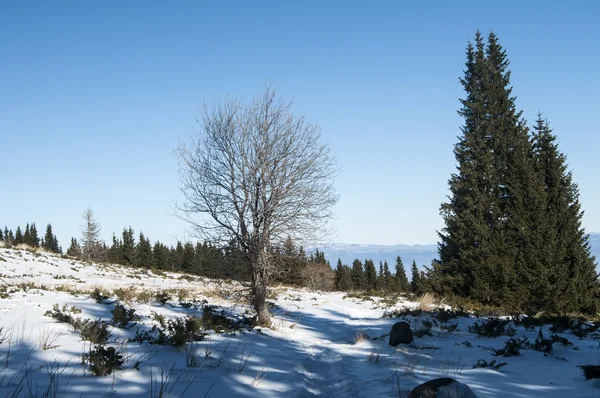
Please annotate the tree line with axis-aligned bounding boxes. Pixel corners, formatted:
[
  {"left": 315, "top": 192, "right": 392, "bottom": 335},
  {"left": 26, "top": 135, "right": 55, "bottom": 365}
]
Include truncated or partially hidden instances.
[
  {"left": 334, "top": 256, "right": 427, "bottom": 295},
  {"left": 0, "top": 223, "right": 61, "bottom": 253}
]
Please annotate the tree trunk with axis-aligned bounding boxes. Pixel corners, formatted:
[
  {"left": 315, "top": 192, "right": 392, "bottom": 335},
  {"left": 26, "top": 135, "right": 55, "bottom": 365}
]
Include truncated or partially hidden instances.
[{"left": 251, "top": 253, "right": 271, "bottom": 326}]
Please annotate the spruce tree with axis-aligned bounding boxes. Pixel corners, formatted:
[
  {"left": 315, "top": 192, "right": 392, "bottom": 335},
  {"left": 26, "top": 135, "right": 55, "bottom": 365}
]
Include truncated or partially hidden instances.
[
  {"left": 14, "top": 226, "right": 23, "bottom": 245},
  {"left": 120, "top": 227, "right": 135, "bottom": 265},
  {"left": 410, "top": 261, "right": 422, "bottom": 295},
  {"left": 43, "top": 224, "right": 60, "bottom": 253},
  {"left": 66, "top": 238, "right": 81, "bottom": 257},
  {"left": 394, "top": 256, "right": 410, "bottom": 292},
  {"left": 24, "top": 224, "right": 31, "bottom": 246},
  {"left": 134, "top": 232, "right": 153, "bottom": 268},
  {"left": 351, "top": 259, "right": 364, "bottom": 290},
  {"left": 532, "top": 115, "right": 599, "bottom": 313},
  {"left": 30, "top": 223, "right": 39, "bottom": 247},
  {"left": 364, "top": 259, "right": 377, "bottom": 291},
  {"left": 432, "top": 31, "right": 548, "bottom": 311},
  {"left": 383, "top": 260, "right": 393, "bottom": 292},
  {"left": 0, "top": 228, "right": 3, "bottom": 241},
  {"left": 181, "top": 242, "right": 196, "bottom": 274}
]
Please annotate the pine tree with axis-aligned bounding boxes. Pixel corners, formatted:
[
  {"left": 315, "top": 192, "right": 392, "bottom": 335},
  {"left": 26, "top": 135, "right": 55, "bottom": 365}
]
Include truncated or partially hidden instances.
[
  {"left": 14, "top": 226, "right": 23, "bottom": 245},
  {"left": 80, "top": 208, "right": 102, "bottom": 260},
  {"left": 383, "top": 260, "right": 393, "bottom": 292},
  {"left": 66, "top": 238, "right": 82, "bottom": 257},
  {"left": 43, "top": 224, "right": 60, "bottom": 253},
  {"left": 173, "top": 241, "right": 184, "bottom": 271},
  {"left": 181, "top": 242, "right": 196, "bottom": 274},
  {"left": 0, "top": 228, "right": 3, "bottom": 241},
  {"left": 410, "top": 261, "right": 422, "bottom": 294},
  {"left": 394, "top": 256, "right": 409, "bottom": 292},
  {"left": 335, "top": 259, "right": 353, "bottom": 291},
  {"left": 6, "top": 229, "right": 14, "bottom": 245},
  {"left": 432, "top": 31, "right": 548, "bottom": 311},
  {"left": 364, "top": 259, "right": 377, "bottom": 291},
  {"left": 532, "top": 115, "right": 600, "bottom": 313},
  {"left": 24, "top": 224, "right": 31, "bottom": 246},
  {"left": 30, "top": 223, "right": 39, "bottom": 247},
  {"left": 134, "top": 232, "right": 153, "bottom": 268},
  {"left": 121, "top": 227, "right": 135, "bottom": 266},
  {"left": 351, "top": 259, "right": 364, "bottom": 291}
]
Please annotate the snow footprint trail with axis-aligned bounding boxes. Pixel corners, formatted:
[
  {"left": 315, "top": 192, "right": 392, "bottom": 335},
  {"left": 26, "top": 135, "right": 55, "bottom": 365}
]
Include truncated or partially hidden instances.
[{"left": 286, "top": 294, "right": 387, "bottom": 397}]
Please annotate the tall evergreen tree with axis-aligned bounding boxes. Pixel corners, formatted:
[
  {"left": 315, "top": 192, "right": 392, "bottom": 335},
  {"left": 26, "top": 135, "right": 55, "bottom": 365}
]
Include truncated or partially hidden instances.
[
  {"left": 351, "top": 259, "right": 364, "bottom": 291},
  {"left": 121, "top": 227, "right": 136, "bottom": 266},
  {"left": 364, "top": 259, "right": 377, "bottom": 291},
  {"left": 134, "top": 232, "right": 153, "bottom": 268},
  {"left": 335, "top": 259, "right": 352, "bottom": 291},
  {"left": 24, "top": 224, "right": 31, "bottom": 246},
  {"left": 14, "top": 226, "right": 23, "bottom": 245},
  {"left": 43, "top": 224, "right": 60, "bottom": 253},
  {"left": 383, "top": 260, "right": 393, "bottom": 292},
  {"left": 0, "top": 228, "right": 3, "bottom": 241},
  {"left": 181, "top": 242, "right": 196, "bottom": 274},
  {"left": 394, "top": 256, "right": 410, "bottom": 292},
  {"left": 432, "top": 31, "right": 548, "bottom": 311},
  {"left": 410, "top": 261, "right": 422, "bottom": 295},
  {"left": 532, "top": 115, "right": 599, "bottom": 313},
  {"left": 30, "top": 223, "right": 39, "bottom": 247}
]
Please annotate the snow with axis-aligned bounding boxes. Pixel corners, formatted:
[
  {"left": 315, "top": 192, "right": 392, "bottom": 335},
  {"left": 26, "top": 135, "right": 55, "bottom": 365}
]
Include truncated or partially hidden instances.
[{"left": 0, "top": 247, "right": 599, "bottom": 397}]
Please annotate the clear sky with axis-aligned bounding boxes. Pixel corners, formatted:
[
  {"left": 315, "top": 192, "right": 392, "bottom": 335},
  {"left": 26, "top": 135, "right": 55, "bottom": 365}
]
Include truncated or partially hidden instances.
[{"left": 1, "top": 1, "right": 599, "bottom": 248}]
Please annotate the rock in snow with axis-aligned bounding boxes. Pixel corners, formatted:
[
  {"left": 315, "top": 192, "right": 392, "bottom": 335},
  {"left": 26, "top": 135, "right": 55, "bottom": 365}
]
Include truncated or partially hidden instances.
[
  {"left": 388, "top": 321, "right": 413, "bottom": 346},
  {"left": 408, "top": 378, "right": 477, "bottom": 398}
]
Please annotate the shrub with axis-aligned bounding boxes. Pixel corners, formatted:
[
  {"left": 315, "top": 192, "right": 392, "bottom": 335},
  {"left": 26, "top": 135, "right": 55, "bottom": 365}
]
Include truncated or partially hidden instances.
[
  {"left": 82, "top": 345, "right": 124, "bottom": 376},
  {"left": 578, "top": 365, "right": 600, "bottom": 380},
  {"left": 111, "top": 304, "right": 139, "bottom": 328},
  {"left": 91, "top": 288, "right": 110, "bottom": 304},
  {"left": 44, "top": 304, "right": 75, "bottom": 324},
  {"left": 468, "top": 318, "right": 515, "bottom": 338},
  {"left": 114, "top": 286, "right": 137, "bottom": 304},
  {"left": 78, "top": 320, "right": 110, "bottom": 345},
  {"left": 202, "top": 305, "right": 237, "bottom": 333},
  {"left": 155, "top": 291, "right": 171, "bottom": 306},
  {"left": 383, "top": 308, "right": 422, "bottom": 318},
  {"left": 492, "top": 337, "right": 530, "bottom": 357},
  {"left": 473, "top": 359, "right": 508, "bottom": 370}
]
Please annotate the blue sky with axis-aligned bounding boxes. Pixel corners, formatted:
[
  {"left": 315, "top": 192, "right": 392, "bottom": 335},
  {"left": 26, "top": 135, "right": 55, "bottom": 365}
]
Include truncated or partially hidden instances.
[{"left": 1, "top": 1, "right": 599, "bottom": 248}]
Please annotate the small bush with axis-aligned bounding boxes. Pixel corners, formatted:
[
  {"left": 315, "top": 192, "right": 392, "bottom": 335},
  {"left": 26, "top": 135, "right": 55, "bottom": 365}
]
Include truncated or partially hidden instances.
[
  {"left": 473, "top": 359, "right": 508, "bottom": 370},
  {"left": 82, "top": 345, "right": 124, "bottom": 376},
  {"left": 493, "top": 337, "right": 530, "bottom": 357},
  {"left": 468, "top": 318, "right": 515, "bottom": 338},
  {"left": 135, "top": 290, "right": 154, "bottom": 304},
  {"left": 91, "top": 288, "right": 110, "bottom": 304},
  {"left": 202, "top": 305, "right": 237, "bottom": 333},
  {"left": 114, "top": 286, "right": 137, "bottom": 304},
  {"left": 436, "top": 308, "right": 469, "bottom": 323},
  {"left": 44, "top": 304, "right": 76, "bottom": 324},
  {"left": 167, "top": 316, "right": 205, "bottom": 348},
  {"left": 111, "top": 304, "right": 139, "bottom": 328},
  {"left": 155, "top": 291, "right": 171, "bottom": 306},
  {"left": 74, "top": 319, "right": 110, "bottom": 344},
  {"left": 383, "top": 308, "right": 422, "bottom": 318},
  {"left": 578, "top": 365, "right": 600, "bottom": 380}
]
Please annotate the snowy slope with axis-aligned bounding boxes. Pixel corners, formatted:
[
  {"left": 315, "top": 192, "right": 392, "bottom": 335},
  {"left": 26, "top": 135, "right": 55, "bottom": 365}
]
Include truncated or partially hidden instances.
[{"left": 0, "top": 247, "right": 599, "bottom": 397}]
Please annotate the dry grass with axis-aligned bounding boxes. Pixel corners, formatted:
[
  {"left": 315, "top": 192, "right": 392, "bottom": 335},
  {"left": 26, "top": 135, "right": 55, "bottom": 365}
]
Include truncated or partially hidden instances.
[
  {"left": 353, "top": 330, "right": 370, "bottom": 344},
  {"left": 416, "top": 292, "right": 440, "bottom": 311}
]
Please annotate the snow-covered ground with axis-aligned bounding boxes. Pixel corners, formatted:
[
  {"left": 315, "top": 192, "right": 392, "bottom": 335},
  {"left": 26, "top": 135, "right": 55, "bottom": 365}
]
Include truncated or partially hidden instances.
[{"left": 0, "top": 247, "right": 598, "bottom": 397}]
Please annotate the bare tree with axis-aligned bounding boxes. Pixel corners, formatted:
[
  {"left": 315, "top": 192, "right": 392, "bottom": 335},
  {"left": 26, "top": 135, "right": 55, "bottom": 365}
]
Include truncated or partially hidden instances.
[
  {"left": 80, "top": 207, "right": 102, "bottom": 261},
  {"left": 176, "top": 86, "right": 339, "bottom": 325}
]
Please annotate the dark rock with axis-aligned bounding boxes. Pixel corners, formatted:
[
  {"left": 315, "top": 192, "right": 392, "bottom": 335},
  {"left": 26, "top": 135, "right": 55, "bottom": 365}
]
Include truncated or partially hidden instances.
[
  {"left": 388, "top": 321, "right": 413, "bottom": 346},
  {"left": 409, "top": 378, "right": 477, "bottom": 398}
]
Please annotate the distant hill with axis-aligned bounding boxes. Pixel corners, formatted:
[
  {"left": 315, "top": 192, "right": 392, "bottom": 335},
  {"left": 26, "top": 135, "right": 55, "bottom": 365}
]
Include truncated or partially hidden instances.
[{"left": 319, "top": 232, "right": 600, "bottom": 278}]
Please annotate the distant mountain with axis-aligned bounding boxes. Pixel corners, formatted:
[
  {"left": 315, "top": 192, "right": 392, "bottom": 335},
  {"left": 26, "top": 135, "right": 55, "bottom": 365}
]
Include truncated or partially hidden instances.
[{"left": 318, "top": 232, "right": 600, "bottom": 278}]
